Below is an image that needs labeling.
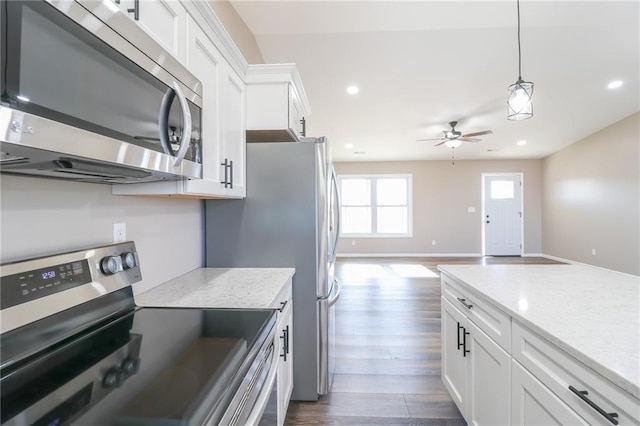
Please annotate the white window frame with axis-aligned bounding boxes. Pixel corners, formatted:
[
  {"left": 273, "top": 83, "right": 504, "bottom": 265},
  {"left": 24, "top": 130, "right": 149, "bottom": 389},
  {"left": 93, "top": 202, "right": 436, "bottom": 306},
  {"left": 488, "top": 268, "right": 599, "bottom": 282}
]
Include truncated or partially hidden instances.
[{"left": 338, "top": 174, "right": 413, "bottom": 238}]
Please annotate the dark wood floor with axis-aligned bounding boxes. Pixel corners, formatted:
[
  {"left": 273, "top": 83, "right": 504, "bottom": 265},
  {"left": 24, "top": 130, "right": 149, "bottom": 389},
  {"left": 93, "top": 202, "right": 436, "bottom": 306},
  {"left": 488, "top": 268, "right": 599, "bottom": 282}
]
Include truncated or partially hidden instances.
[{"left": 284, "top": 256, "right": 561, "bottom": 425}]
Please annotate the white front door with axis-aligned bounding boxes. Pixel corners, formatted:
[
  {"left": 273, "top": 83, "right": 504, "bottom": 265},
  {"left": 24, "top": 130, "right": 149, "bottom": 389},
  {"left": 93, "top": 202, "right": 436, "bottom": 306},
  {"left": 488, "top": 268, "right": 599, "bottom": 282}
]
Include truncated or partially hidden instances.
[{"left": 483, "top": 174, "right": 523, "bottom": 256}]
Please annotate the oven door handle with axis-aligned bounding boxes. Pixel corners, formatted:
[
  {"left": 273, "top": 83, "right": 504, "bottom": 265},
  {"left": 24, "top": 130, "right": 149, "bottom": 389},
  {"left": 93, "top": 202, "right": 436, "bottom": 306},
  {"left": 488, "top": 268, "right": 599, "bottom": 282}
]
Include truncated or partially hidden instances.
[{"left": 244, "top": 338, "right": 280, "bottom": 426}]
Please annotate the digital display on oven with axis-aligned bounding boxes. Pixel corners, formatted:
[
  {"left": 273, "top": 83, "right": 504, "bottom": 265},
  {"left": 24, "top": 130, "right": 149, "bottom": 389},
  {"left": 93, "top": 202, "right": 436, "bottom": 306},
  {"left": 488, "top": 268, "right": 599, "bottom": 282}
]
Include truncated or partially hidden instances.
[{"left": 0, "top": 260, "right": 92, "bottom": 309}]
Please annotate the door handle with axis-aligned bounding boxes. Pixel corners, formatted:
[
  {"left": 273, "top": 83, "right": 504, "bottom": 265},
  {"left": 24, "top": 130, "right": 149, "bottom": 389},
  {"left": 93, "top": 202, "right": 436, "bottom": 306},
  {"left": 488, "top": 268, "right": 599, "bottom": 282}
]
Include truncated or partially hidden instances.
[
  {"left": 170, "top": 82, "right": 192, "bottom": 167},
  {"left": 127, "top": 0, "right": 139, "bottom": 20}
]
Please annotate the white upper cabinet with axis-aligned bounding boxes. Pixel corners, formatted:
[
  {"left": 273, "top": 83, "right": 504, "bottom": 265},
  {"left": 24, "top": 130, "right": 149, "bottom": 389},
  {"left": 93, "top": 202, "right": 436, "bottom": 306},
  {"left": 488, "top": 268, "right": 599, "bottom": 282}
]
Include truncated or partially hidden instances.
[
  {"left": 113, "top": 0, "right": 187, "bottom": 63},
  {"left": 220, "top": 64, "right": 246, "bottom": 197},
  {"left": 245, "top": 64, "right": 311, "bottom": 142},
  {"left": 112, "top": 2, "right": 247, "bottom": 198}
]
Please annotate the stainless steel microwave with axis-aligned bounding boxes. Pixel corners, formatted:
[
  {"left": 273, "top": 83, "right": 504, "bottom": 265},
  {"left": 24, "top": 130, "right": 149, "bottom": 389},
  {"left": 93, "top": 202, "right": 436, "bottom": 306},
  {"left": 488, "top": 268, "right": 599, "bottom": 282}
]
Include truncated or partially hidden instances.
[{"left": 0, "top": 0, "right": 203, "bottom": 184}]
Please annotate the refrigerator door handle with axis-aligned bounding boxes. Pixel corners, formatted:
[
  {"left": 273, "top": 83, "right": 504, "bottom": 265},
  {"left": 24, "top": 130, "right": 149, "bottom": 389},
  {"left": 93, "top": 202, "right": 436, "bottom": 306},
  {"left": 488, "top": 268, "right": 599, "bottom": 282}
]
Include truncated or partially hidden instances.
[
  {"left": 327, "top": 277, "right": 343, "bottom": 308},
  {"left": 330, "top": 165, "right": 342, "bottom": 264}
]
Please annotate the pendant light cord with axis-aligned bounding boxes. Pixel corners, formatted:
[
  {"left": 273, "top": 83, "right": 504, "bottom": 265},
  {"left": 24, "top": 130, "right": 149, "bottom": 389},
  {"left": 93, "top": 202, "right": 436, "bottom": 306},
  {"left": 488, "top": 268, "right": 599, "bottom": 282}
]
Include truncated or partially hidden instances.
[{"left": 517, "top": 0, "right": 522, "bottom": 80}]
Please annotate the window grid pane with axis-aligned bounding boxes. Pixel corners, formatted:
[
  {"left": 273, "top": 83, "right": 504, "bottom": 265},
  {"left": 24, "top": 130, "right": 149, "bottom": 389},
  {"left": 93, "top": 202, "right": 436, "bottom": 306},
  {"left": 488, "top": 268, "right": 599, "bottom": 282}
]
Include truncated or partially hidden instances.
[
  {"left": 342, "top": 206, "right": 372, "bottom": 234},
  {"left": 377, "top": 206, "right": 408, "bottom": 233},
  {"left": 341, "top": 179, "right": 371, "bottom": 206},
  {"left": 376, "top": 178, "right": 407, "bottom": 205}
]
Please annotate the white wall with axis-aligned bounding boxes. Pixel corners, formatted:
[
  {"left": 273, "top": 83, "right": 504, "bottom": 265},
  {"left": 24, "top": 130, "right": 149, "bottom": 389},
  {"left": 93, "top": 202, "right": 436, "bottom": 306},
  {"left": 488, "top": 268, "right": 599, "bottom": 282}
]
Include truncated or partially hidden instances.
[
  {"left": 335, "top": 159, "right": 542, "bottom": 256},
  {"left": 542, "top": 112, "right": 640, "bottom": 275},
  {"left": 0, "top": 176, "right": 204, "bottom": 294}
]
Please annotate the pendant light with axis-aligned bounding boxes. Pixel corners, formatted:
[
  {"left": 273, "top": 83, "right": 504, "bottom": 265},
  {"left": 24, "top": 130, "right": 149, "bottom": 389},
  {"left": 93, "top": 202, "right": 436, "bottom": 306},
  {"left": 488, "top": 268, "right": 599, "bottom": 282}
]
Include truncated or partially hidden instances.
[{"left": 507, "top": 0, "right": 534, "bottom": 120}]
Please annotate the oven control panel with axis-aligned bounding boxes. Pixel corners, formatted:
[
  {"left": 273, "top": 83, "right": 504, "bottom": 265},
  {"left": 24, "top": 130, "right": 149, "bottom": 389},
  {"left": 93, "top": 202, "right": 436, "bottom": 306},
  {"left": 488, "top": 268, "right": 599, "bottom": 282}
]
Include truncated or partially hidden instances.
[{"left": 0, "top": 241, "right": 142, "bottom": 334}]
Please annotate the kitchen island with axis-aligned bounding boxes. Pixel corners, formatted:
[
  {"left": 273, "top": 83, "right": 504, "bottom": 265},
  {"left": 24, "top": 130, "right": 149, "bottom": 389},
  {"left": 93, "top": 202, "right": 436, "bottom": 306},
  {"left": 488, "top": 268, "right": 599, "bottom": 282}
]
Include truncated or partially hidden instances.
[{"left": 438, "top": 264, "right": 640, "bottom": 425}]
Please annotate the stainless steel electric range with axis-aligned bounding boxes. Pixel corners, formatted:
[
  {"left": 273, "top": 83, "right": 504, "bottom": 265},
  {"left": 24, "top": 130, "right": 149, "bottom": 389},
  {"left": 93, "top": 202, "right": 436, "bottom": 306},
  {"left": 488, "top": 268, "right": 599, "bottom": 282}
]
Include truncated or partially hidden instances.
[{"left": 0, "top": 242, "right": 278, "bottom": 425}]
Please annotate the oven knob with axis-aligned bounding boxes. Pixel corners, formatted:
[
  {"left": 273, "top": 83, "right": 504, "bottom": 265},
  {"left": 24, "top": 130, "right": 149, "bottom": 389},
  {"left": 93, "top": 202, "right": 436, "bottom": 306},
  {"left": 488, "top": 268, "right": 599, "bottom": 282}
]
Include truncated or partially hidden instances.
[
  {"left": 102, "top": 367, "right": 125, "bottom": 388},
  {"left": 121, "top": 252, "right": 136, "bottom": 270},
  {"left": 100, "top": 256, "right": 121, "bottom": 275},
  {"left": 121, "top": 357, "right": 140, "bottom": 375}
]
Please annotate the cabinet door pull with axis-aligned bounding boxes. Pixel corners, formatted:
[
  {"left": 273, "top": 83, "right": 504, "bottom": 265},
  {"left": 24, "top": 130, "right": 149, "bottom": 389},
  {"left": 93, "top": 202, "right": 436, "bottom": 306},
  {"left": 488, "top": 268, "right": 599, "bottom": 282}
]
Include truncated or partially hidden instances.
[
  {"left": 457, "top": 297, "right": 473, "bottom": 310},
  {"left": 568, "top": 386, "right": 619, "bottom": 424},
  {"left": 463, "top": 329, "right": 470, "bottom": 357},
  {"left": 280, "top": 328, "right": 288, "bottom": 361},
  {"left": 285, "top": 325, "right": 290, "bottom": 355},
  {"left": 229, "top": 160, "right": 233, "bottom": 189},
  {"left": 220, "top": 159, "right": 229, "bottom": 187},
  {"left": 278, "top": 300, "right": 288, "bottom": 312},
  {"left": 457, "top": 322, "right": 464, "bottom": 351},
  {"left": 300, "top": 117, "right": 306, "bottom": 137},
  {"left": 127, "top": 0, "right": 139, "bottom": 20}
]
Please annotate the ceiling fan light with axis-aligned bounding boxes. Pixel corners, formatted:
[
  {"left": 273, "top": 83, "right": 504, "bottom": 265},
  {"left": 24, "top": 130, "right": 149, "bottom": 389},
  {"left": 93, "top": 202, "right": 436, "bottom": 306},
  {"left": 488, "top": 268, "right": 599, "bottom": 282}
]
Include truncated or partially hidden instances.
[
  {"left": 445, "top": 139, "right": 462, "bottom": 148},
  {"left": 507, "top": 79, "right": 534, "bottom": 120}
]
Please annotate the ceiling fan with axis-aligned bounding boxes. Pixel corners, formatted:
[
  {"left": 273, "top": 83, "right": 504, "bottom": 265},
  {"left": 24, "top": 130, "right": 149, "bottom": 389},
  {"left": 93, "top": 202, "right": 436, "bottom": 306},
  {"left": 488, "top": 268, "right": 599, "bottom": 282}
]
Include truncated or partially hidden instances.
[{"left": 417, "top": 121, "right": 493, "bottom": 147}]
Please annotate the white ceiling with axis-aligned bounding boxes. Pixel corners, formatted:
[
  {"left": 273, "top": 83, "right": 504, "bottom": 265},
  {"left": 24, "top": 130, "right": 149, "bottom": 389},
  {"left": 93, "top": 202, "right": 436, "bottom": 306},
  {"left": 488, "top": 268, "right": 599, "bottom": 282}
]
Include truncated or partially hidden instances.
[{"left": 230, "top": 1, "right": 640, "bottom": 162}]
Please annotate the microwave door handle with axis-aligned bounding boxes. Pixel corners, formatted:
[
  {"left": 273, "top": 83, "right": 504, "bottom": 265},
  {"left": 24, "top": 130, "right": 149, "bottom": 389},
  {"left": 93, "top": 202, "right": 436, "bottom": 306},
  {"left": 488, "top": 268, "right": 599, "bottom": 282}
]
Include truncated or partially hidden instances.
[
  {"left": 158, "top": 88, "right": 176, "bottom": 156},
  {"left": 171, "top": 82, "right": 192, "bottom": 167}
]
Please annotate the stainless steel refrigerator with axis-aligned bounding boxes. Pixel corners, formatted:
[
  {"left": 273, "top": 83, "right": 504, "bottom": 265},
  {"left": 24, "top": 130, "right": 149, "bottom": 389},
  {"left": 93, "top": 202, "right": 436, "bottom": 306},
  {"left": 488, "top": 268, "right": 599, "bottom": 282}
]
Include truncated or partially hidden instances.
[{"left": 204, "top": 137, "right": 342, "bottom": 401}]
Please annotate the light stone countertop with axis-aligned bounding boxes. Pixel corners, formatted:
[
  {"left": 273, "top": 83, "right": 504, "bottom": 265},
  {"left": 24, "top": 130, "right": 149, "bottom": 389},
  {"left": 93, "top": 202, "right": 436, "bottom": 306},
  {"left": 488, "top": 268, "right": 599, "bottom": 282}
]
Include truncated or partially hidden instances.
[
  {"left": 438, "top": 264, "right": 640, "bottom": 399},
  {"left": 135, "top": 268, "right": 295, "bottom": 309}
]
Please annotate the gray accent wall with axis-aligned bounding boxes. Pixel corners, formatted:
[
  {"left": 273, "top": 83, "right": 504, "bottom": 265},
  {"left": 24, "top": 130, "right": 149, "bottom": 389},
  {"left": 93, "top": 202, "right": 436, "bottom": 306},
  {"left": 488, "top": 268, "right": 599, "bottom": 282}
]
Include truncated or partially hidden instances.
[
  {"left": 542, "top": 112, "right": 640, "bottom": 275},
  {"left": 335, "top": 159, "right": 543, "bottom": 256},
  {"left": 0, "top": 176, "right": 204, "bottom": 294}
]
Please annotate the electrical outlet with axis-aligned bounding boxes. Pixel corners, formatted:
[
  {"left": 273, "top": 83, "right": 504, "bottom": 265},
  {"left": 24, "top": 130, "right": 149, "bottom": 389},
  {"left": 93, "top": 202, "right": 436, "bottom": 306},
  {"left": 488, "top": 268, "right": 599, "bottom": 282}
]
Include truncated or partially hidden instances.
[
  {"left": 591, "top": 248, "right": 596, "bottom": 256},
  {"left": 113, "top": 223, "right": 126, "bottom": 243},
  {"left": 351, "top": 240, "right": 356, "bottom": 246},
  {"left": 432, "top": 240, "right": 436, "bottom": 246}
]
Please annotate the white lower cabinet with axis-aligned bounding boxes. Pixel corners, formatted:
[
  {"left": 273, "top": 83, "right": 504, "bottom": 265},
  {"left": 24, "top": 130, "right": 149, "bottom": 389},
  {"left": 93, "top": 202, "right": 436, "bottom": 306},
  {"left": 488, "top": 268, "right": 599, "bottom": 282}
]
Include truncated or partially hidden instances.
[
  {"left": 511, "top": 359, "right": 588, "bottom": 425},
  {"left": 441, "top": 297, "right": 510, "bottom": 425},
  {"left": 270, "top": 280, "right": 293, "bottom": 426}
]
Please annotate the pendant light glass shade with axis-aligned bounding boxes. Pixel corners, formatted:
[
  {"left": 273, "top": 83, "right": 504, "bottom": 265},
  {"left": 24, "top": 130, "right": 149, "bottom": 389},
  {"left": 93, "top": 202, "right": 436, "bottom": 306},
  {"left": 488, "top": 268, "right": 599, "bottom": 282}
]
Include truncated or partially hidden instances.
[
  {"left": 507, "top": 0, "right": 534, "bottom": 121},
  {"left": 507, "top": 79, "right": 534, "bottom": 120}
]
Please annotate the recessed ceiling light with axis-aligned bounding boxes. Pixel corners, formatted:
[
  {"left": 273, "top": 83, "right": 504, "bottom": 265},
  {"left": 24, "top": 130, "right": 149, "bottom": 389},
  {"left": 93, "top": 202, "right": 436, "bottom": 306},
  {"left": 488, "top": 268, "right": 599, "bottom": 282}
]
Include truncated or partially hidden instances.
[
  {"left": 346, "top": 86, "right": 359, "bottom": 95},
  {"left": 607, "top": 80, "right": 623, "bottom": 89},
  {"left": 517, "top": 140, "right": 527, "bottom": 146},
  {"left": 345, "top": 143, "right": 354, "bottom": 149}
]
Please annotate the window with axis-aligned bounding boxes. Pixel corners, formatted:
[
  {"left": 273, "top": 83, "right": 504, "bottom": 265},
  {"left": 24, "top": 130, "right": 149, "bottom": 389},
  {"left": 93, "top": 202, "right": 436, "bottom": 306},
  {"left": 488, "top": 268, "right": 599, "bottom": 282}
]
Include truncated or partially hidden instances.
[{"left": 338, "top": 174, "right": 413, "bottom": 237}]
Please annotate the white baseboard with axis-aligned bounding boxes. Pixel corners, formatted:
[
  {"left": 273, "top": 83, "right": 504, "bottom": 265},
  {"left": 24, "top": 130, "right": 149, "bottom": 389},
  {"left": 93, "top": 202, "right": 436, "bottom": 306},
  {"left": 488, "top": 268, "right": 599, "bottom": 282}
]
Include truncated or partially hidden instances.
[
  {"left": 522, "top": 253, "right": 544, "bottom": 257},
  {"left": 336, "top": 253, "right": 482, "bottom": 258}
]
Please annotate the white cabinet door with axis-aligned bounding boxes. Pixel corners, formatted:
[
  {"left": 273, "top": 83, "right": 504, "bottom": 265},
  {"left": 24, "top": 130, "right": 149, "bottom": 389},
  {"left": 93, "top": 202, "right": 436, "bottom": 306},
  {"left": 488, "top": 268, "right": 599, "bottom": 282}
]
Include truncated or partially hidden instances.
[
  {"left": 441, "top": 297, "right": 468, "bottom": 416},
  {"left": 136, "top": 0, "right": 186, "bottom": 63},
  {"left": 466, "top": 320, "right": 511, "bottom": 426},
  {"left": 220, "top": 64, "right": 246, "bottom": 198},
  {"left": 277, "top": 297, "right": 294, "bottom": 426},
  {"left": 511, "top": 360, "right": 588, "bottom": 425},
  {"left": 182, "top": 15, "right": 225, "bottom": 196}
]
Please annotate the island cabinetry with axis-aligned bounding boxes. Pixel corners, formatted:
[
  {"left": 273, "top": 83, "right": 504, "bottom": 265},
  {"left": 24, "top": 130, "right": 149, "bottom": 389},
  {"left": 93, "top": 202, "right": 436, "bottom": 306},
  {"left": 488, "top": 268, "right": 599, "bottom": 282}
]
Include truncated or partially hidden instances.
[
  {"left": 245, "top": 64, "right": 311, "bottom": 143},
  {"left": 511, "top": 359, "right": 588, "bottom": 425},
  {"left": 442, "top": 296, "right": 511, "bottom": 425},
  {"left": 512, "top": 321, "right": 639, "bottom": 425},
  {"left": 271, "top": 279, "right": 294, "bottom": 426}
]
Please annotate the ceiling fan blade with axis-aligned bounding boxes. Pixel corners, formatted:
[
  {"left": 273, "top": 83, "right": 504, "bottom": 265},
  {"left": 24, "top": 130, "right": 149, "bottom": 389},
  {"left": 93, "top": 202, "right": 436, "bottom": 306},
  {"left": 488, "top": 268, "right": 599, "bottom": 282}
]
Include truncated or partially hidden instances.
[
  {"left": 461, "top": 130, "right": 493, "bottom": 138},
  {"left": 416, "top": 138, "right": 446, "bottom": 142},
  {"left": 434, "top": 140, "right": 447, "bottom": 147},
  {"left": 459, "top": 137, "right": 481, "bottom": 142}
]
